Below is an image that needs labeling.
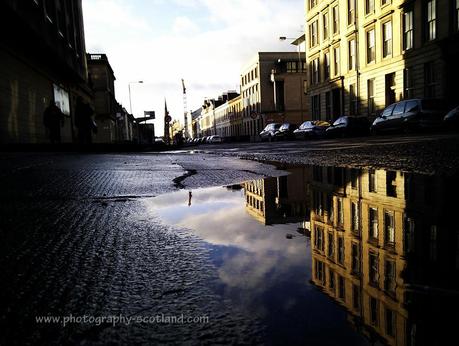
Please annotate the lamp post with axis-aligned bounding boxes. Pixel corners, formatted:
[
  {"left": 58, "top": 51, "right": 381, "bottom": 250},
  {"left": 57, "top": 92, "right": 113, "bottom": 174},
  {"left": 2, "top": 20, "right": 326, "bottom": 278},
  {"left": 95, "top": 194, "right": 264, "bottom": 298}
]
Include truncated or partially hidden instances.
[
  {"left": 128, "top": 81, "right": 143, "bottom": 115},
  {"left": 279, "top": 35, "right": 306, "bottom": 123}
]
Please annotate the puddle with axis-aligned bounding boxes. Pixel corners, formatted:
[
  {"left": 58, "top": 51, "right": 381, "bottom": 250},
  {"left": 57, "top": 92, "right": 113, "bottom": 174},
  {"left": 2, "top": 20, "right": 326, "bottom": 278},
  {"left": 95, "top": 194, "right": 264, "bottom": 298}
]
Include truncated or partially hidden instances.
[{"left": 146, "top": 164, "right": 459, "bottom": 345}]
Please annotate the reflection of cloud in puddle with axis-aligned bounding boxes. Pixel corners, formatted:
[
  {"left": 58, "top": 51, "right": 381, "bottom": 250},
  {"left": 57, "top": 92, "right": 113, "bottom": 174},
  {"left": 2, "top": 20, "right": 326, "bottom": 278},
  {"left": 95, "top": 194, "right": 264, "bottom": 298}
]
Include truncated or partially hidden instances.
[{"left": 146, "top": 186, "right": 311, "bottom": 305}]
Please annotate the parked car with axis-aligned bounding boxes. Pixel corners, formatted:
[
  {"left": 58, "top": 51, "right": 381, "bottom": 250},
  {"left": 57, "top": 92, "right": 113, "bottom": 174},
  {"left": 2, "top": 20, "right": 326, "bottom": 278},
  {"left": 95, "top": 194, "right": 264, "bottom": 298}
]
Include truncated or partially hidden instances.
[
  {"left": 443, "top": 106, "right": 459, "bottom": 129},
  {"left": 209, "top": 135, "right": 223, "bottom": 143},
  {"left": 259, "top": 123, "right": 281, "bottom": 141},
  {"left": 371, "top": 99, "right": 447, "bottom": 133},
  {"left": 273, "top": 123, "right": 298, "bottom": 140},
  {"left": 326, "top": 116, "right": 370, "bottom": 138},
  {"left": 294, "top": 120, "right": 330, "bottom": 139}
]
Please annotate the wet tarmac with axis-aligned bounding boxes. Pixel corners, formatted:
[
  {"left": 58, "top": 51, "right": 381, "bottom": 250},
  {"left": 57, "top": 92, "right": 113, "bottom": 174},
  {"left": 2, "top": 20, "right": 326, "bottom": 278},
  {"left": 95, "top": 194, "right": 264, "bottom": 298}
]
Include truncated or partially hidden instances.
[{"left": 1, "top": 151, "right": 459, "bottom": 345}]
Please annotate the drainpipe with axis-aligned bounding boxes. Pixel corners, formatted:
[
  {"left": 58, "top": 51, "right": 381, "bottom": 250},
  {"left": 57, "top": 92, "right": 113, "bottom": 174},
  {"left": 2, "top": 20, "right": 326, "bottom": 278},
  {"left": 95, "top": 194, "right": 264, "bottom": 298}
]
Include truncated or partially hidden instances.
[{"left": 355, "top": 0, "right": 361, "bottom": 116}]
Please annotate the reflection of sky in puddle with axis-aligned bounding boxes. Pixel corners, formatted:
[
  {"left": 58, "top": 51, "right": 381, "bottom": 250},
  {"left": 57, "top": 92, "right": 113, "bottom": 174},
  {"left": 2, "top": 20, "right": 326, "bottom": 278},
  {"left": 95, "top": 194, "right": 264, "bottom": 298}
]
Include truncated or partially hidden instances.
[{"left": 146, "top": 185, "right": 368, "bottom": 344}]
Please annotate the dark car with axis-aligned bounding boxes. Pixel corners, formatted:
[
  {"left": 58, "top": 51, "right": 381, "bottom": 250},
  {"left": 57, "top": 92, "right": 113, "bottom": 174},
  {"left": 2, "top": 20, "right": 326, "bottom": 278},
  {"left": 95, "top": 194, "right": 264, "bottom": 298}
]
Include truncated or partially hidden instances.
[
  {"left": 274, "top": 123, "right": 298, "bottom": 140},
  {"left": 443, "top": 106, "right": 459, "bottom": 129},
  {"left": 326, "top": 116, "right": 370, "bottom": 138},
  {"left": 371, "top": 99, "right": 447, "bottom": 133},
  {"left": 294, "top": 120, "right": 330, "bottom": 139},
  {"left": 259, "top": 123, "right": 281, "bottom": 141}
]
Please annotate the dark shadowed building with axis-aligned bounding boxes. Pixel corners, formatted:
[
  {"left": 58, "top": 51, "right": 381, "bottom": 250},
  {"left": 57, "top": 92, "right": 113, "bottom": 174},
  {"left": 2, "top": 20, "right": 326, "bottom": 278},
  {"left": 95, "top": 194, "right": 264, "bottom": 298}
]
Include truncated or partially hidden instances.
[
  {"left": 86, "top": 53, "right": 118, "bottom": 143},
  {"left": 0, "top": 0, "right": 90, "bottom": 144}
]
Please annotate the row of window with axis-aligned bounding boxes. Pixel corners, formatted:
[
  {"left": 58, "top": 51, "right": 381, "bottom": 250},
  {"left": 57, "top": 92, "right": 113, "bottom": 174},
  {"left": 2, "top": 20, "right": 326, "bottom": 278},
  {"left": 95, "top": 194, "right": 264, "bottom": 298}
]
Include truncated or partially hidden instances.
[
  {"left": 314, "top": 233, "right": 397, "bottom": 293},
  {"left": 309, "top": 0, "right": 453, "bottom": 51},
  {"left": 313, "top": 168, "right": 398, "bottom": 196},
  {"left": 241, "top": 67, "right": 258, "bottom": 87},
  {"left": 32, "top": 0, "right": 83, "bottom": 58},
  {"left": 314, "top": 259, "right": 398, "bottom": 337},
  {"left": 310, "top": 62, "right": 437, "bottom": 120},
  {"left": 313, "top": 203, "right": 396, "bottom": 245}
]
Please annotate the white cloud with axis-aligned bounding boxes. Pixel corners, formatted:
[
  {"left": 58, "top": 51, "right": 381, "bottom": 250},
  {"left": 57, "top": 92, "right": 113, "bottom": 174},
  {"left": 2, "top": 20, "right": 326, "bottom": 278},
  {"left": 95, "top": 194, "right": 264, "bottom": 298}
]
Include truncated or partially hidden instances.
[
  {"left": 83, "top": 0, "right": 304, "bottom": 135},
  {"left": 172, "top": 16, "right": 200, "bottom": 35}
]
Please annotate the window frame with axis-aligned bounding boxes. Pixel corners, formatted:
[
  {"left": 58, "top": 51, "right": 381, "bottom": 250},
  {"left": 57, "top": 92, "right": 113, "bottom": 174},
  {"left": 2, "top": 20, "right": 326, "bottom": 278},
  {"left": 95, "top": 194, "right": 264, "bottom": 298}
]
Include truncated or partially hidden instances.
[{"left": 382, "top": 20, "right": 393, "bottom": 58}]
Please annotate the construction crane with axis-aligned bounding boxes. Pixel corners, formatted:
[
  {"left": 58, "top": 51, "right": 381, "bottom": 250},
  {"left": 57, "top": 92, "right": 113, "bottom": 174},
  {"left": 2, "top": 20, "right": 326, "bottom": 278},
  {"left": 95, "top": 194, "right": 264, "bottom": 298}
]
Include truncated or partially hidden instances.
[{"left": 181, "top": 78, "right": 189, "bottom": 138}]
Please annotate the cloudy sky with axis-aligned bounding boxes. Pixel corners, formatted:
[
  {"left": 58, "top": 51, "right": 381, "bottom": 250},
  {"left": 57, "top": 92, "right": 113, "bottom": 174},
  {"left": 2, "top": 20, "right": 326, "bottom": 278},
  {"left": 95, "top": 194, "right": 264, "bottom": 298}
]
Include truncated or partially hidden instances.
[{"left": 82, "top": 0, "right": 304, "bottom": 135}]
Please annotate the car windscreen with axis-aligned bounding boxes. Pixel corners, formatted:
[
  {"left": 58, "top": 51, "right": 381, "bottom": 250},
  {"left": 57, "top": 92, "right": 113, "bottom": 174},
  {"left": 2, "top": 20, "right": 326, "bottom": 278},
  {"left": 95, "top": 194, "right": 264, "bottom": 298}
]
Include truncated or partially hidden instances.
[
  {"left": 299, "top": 122, "right": 310, "bottom": 129},
  {"left": 332, "top": 117, "right": 346, "bottom": 126},
  {"left": 280, "top": 124, "right": 290, "bottom": 130}
]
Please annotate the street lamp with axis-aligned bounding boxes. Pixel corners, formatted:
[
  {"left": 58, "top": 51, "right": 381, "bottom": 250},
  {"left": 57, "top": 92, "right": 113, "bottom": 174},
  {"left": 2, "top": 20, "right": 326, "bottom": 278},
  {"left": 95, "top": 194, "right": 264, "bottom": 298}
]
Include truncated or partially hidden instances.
[
  {"left": 279, "top": 35, "right": 306, "bottom": 122},
  {"left": 128, "top": 81, "right": 143, "bottom": 115}
]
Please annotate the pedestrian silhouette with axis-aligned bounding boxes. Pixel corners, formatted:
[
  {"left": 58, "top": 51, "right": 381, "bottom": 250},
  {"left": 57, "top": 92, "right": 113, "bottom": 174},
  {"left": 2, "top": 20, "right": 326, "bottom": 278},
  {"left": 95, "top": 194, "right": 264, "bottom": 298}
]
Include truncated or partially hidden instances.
[
  {"left": 188, "top": 191, "right": 192, "bottom": 206},
  {"left": 43, "top": 100, "right": 65, "bottom": 144},
  {"left": 75, "top": 97, "right": 95, "bottom": 145}
]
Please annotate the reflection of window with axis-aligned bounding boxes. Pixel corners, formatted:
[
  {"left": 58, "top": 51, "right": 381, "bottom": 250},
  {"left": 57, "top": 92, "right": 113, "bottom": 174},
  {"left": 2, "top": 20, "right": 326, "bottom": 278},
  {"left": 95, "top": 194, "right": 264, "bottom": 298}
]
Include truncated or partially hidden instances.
[
  {"left": 338, "top": 275, "right": 345, "bottom": 299},
  {"left": 385, "top": 308, "right": 396, "bottom": 337},
  {"left": 338, "top": 236, "right": 345, "bottom": 264},
  {"left": 384, "top": 260, "right": 396, "bottom": 294},
  {"left": 327, "top": 195, "right": 334, "bottom": 223},
  {"left": 315, "top": 226, "right": 324, "bottom": 251},
  {"left": 403, "top": 11, "right": 414, "bottom": 50},
  {"left": 329, "top": 268, "right": 335, "bottom": 290},
  {"left": 386, "top": 171, "right": 397, "bottom": 197},
  {"left": 368, "top": 208, "right": 378, "bottom": 239},
  {"left": 370, "top": 297, "right": 378, "bottom": 325},
  {"left": 338, "top": 198, "right": 344, "bottom": 226},
  {"left": 328, "top": 232, "right": 334, "bottom": 258},
  {"left": 369, "top": 252, "right": 379, "bottom": 286},
  {"left": 351, "top": 202, "right": 359, "bottom": 233},
  {"left": 351, "top": 243, "right": 360, "bottom": 273},
  {"left": 315, "top": 260, "right": 325, "bottom": 284},
  {"left": 351, "top": 169, "right": 358, "bottom": 188},
  {"left": 384, "top": 211, "right": 395, "bottom": 245},
  {"left": 368, "top": 170, "right": 376, "bottom": 192}
]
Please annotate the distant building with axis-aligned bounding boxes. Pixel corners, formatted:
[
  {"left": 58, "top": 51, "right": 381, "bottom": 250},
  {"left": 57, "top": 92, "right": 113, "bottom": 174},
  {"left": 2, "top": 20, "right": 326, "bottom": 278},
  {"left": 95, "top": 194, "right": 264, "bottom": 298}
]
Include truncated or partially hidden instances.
[
  {"left": 304, "top": 0, "right": 459, "bottom": 122},
  {"left": 240, "top": 52, "right": 308, "bottom": 141},
  {"left": 0, "top": 0, "right": 90, "bottom": 144},
  {"left": 87, "top": 53, "right": 119, "bottom": 144},
  {"left": 244, "top": 167, "right": 311, "bottom": 225},
  {"left": 190, "top": 107, "right": 202, "bottom": 139}
]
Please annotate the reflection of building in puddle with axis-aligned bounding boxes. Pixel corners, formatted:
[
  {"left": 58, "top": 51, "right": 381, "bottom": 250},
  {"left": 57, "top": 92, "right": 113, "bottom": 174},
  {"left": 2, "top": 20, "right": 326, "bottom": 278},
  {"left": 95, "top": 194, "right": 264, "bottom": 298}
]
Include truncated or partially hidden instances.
[
  {"left": 310, "top": 166, "right": 459, "bottom": 346},
  {"left": 243, "top": 167, "right": 312, "bottom": 225}
]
